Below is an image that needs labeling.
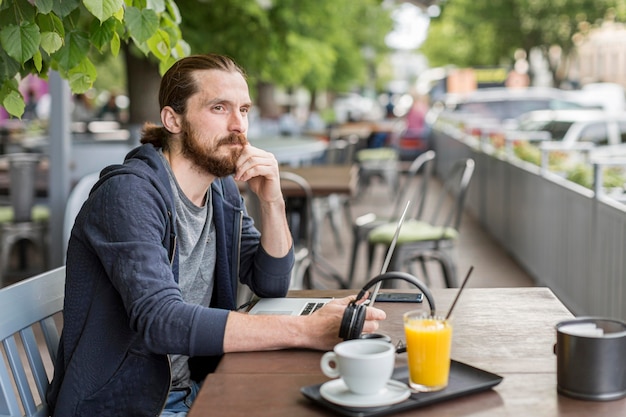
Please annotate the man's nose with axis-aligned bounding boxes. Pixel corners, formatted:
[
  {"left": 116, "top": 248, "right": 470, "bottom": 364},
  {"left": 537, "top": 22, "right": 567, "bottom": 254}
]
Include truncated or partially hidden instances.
[{"left": 229, "top": 111, "right": 247, "bottom": 133}]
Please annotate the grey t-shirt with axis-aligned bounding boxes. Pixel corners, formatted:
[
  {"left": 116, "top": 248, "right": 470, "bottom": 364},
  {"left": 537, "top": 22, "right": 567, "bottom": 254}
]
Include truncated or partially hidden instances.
[{"left": 159, "top": 151, "right": 217, "bottom": 390}]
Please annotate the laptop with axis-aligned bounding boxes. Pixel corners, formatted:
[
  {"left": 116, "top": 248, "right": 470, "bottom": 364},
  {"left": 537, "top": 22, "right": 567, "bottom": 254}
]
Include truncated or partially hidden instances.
[{"left": 247, "top": 201, "right": 411, "bottom": 316}]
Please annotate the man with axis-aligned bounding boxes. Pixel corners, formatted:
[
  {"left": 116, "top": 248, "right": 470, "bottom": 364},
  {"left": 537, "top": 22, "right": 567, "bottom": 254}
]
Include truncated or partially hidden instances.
[{"left": 46, "top": 54, "right": 385, "bottom": 416}]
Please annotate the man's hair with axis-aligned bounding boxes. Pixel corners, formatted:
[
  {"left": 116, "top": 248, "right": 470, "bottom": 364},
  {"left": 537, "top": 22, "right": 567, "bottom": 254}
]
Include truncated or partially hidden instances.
[{"left": 141, "top": 54, "right": 246, "bottom": 148}]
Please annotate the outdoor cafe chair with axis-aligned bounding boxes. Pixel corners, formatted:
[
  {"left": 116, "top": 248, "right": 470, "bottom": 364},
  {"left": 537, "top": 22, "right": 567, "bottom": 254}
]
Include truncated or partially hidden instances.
[
  {"left": 0, "top": 154, "right": 49, "bottom": 279},
  {"left": 312, "top": 134, "right": 359, "bottom": 254},
  {"left": 345, "top": 150, "right": 436, "bottom": 287},
  {"left": 0, "top": 266, "right": 65, "bottom": 417},
  {"left": 279, "top": 171, "right": 349, "bottom": 290},
  {"left": 364, "top": 158, "right": 475, "bottom": 288}
]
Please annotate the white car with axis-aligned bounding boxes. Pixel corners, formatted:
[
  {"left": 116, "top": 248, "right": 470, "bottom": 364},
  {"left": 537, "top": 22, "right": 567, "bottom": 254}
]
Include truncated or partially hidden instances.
[{"left": 511, "top": 109, "right": 626, "bottom": 148}]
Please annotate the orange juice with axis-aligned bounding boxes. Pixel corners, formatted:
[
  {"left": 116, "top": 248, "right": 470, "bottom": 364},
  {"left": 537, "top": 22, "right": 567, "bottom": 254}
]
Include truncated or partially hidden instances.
[{"left": 403, "top": 312, "right": 452, "bottom": 391}]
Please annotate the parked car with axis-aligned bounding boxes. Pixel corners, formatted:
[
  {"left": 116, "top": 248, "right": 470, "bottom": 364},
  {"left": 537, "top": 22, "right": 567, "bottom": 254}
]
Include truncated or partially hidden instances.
[
  {"left": 443, "top": 87, "right": 589, "bottom": 124},
  {"left": 510, "top": 109, "right": 626, "bottom": 147},
  {"left": 505, "top": 109, "right": 626, "bottom": 178},
  {"left": 432, "top": 87, "right": 591, "bottom": 143}
]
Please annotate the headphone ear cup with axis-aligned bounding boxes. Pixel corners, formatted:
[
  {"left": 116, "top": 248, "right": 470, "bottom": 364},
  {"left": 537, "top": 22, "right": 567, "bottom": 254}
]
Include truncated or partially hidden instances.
[
  {"left": 347, "top": 304, "right": 366, "bottom": 340},
  {"left": 339, "top": 302, "right": 367, "bottom": 340},
  {"left": 339, "top": 302, "right": 357, "bottom": 340}
]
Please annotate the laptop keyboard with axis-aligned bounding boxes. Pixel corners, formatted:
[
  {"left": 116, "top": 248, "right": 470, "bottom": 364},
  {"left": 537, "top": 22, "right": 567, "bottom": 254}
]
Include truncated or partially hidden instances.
[{"left": 300, "top": 302, "right": 326, "bottom": 315}]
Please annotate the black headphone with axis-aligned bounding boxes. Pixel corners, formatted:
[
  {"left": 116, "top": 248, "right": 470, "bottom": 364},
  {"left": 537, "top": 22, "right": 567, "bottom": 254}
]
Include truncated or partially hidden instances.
[{"left": 338, "top": 271, "right": 436, "bottom": 340}]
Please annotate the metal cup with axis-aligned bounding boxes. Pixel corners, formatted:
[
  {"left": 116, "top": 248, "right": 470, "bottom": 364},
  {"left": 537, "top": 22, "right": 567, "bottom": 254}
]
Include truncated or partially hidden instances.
[{"left": 555, "top": 317, "right": 626, "bottom": 401}]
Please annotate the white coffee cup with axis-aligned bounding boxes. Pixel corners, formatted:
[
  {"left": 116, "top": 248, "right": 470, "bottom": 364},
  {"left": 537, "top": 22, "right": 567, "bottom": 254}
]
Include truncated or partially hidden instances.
[{"left": 320, "top": 339, "right": 396, "bottom": 395}]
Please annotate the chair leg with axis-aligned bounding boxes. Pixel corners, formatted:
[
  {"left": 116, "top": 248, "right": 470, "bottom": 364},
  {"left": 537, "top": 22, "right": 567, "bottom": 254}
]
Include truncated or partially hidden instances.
[
  {"left": 413, "top": 250, "right": 458, "bottom": 288},
  {"left": 346, "top": 229, "right": 361, "bottom": 288},
  {"left": 365, "top": 243, "right": 377, "bottom": 282}
]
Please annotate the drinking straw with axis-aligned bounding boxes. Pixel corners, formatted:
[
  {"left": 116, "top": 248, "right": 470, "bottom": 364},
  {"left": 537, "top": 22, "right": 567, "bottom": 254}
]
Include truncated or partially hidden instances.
[{"left": 445, "top": 266, "right": 474, "bottom": 320}]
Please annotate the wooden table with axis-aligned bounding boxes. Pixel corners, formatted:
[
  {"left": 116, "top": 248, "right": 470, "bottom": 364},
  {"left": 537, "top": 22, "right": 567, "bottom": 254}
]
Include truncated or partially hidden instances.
[
  {"left": 280, "top": 165, "right": 358, "bottom": 198},
  {"left": 238, "top": 164, "right": 357, "bottom": 199},
  {"left": 188, "top": 287, "right": 626, "bottom": 417}
]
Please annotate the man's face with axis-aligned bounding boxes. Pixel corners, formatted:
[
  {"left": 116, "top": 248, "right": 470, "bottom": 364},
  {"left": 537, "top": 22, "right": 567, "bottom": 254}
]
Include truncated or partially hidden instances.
[
  {"left": 180, "top": 117, "right": 248, "bottom": 177},
  {"left": 178, "top": 69, "right": 251, "bottom": 177}
]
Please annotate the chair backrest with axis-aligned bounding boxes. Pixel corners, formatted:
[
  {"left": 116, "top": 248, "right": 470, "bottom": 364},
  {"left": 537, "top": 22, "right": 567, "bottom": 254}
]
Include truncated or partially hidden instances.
[
  {"left": 425, "top": 158, "right": 476, "bottom": 230},
  {"left": 278, "top": 171, "right": 315, "bottom": 290},
  {"left": 0, "top": 266, "right": 65, "bottom": 417},
  {"left": 391, "top": 150, "right": 436, "bottom": 220},
  {"left": 324, "top": 134, "right": 359, "bottom": 165},
  {"left": 279, "top": 171, "right": 315, "bottom": 254},
  {"left": 6, "top": 154, "right": 43, "bottom": 223},
  {"left": 63, "top": 172, "right": 100, "bottom": 257}
]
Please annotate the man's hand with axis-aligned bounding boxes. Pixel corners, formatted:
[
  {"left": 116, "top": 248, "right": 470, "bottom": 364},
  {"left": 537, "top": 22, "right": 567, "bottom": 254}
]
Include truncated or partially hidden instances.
[
  {"left": 224, "top": 295, "right": 387, "bottom": 353},
  {"left": 304, "top": 295, "right": 387, "bottom": 351},
  {"left": 234, "top": 145, "right": 283, "bottom": 204}
]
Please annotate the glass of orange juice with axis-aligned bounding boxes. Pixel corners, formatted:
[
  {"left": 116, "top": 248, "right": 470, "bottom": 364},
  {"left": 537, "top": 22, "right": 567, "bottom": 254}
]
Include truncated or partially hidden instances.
[{"left": 403, "top": 310, "right": 453, "bottom": 392}]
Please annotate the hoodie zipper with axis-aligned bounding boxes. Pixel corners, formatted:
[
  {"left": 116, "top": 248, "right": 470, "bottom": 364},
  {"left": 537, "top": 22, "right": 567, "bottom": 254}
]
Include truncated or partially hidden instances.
[{"left": 234, "top": 209, "right": 243, "bottom": 282}]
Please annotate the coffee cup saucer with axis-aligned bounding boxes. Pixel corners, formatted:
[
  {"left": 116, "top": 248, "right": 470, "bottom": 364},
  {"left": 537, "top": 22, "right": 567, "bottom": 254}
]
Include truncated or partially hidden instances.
[{"left": 319, "top": 379, "right": 410, "bottom": 408}]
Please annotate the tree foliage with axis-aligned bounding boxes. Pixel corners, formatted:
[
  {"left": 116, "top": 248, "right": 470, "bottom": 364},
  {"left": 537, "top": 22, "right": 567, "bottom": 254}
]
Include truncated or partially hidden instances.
[
  {"left": 176, "top": 0, "right": 392, "bottom": 94},
  {"left": 0, "top": 0, "right": 189, "bottom": 118},
  {"left": 421, "top": 0, "right": 613, "bottom": 84}
]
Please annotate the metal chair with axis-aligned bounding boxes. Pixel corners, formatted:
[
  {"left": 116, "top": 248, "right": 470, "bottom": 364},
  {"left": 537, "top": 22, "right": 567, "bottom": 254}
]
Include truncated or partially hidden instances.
[
  {"left": 279, "top": 171, "right": 348, "bottom": 289},
  {"left": 312, "top": 135, "right": 359, "bottom": 254},
  {"left": 0, "top": 266, "right": 65, "bottom": 417},
  {"left": 355, "top": 147, "right": 399, "bottom": 196},
  {"left": 365, "top": 158, "right": 475, "bottom": 288},
  {"left": 0, "top": 154, "right": 49, "bottom": 280},
  {"left": 346, "top": 150, "right": 436, "bottom": 287}
]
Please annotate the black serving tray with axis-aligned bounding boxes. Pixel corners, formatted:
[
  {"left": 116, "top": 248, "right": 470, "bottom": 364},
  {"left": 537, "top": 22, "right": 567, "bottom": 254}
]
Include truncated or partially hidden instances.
[{"left": 301, "top": 360, "right": 503, "bottom": 417}]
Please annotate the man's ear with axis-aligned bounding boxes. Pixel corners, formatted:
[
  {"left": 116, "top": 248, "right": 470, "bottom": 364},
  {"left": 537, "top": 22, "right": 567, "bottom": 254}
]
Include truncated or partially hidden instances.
[{"left": 161, "top": 106, "right": 182, "bottom": 134}]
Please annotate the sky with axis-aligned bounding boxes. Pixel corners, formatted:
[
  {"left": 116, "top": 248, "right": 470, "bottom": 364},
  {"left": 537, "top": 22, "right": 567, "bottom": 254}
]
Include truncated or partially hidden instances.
[{"left": 385, "top": 2, "right": 431, "bottom": 51}]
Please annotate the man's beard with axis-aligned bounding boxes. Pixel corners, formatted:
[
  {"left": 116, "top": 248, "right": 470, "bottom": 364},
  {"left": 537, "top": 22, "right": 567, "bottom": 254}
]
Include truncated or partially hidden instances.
[{"left": 180, "top": 118, "right": 248, "bottom": 177}]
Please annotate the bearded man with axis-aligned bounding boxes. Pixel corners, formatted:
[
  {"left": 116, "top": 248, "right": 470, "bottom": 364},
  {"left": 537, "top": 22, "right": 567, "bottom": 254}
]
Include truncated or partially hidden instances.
[{"left": 46, "top": 54, "right": 385, "bottom": 417}]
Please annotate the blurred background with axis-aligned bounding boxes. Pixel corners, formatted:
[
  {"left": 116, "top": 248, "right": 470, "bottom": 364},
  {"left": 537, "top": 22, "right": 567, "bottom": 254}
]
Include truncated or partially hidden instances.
[{"left": 1, "top": 0, "right": 626, "bottom": 319}]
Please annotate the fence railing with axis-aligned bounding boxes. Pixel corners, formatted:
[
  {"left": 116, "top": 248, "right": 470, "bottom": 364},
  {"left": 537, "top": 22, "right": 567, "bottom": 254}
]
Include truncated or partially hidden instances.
[{"left": 432, "top": 124, "right": 626, "bottom": 320}]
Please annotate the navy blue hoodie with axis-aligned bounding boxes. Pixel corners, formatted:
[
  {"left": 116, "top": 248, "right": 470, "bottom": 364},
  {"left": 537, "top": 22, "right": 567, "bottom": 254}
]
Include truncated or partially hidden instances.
[{"left": 47, "top": 144, "right": 294, "bottom": 416}]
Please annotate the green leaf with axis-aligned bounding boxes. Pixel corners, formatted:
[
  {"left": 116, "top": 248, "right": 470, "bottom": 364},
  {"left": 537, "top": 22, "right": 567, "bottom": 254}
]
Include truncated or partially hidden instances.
[
  {"left": 158, "top": 55, "right": 176, "bottom": 75},
  {"left": 111, "top": 31, "right": 121, "bottom": 56},
  {"left": 125, "top": 7, "right": 159, "bottom": 44},
  {"left": 52, "top": 30, "right": 90, "bottom": 69},
  {"left": 0, "top": 23, "right": 41, "bottom": 63},
  {"left": 83, "top": 0, "right": 124, "bottom": 23},
  {"left": 89, "top": 18, "right": 116, "bottom": 51},
  {"left": 172, "top": 39, "right": 190, "bottom": 59},
  {"left": 51, "top": 0, "right": 80, "bottom": 18},
  {"left": 147, "top": 0, "right": 166, "bottom": 13},
  {"left": 34, "top": 0, "right": 54, "bottom": 14},
  {"left": 1, "top": 84, "right": 25, "bottom": 118},
  {"left": 3, "top": 0, "right": 36, "bottom": 22},
  {"left": 164, "top": 0, "right": 182, "bottom": 24},
  {"left": 133, "top": 40, "right": 151, "bottom": 57},
  {"left": 0, "top": 48, "right": 20, "bottom": 80},
  {"left": 32, "top": 49, "right": 42, "bottom": 71},
  {"left": 146, "top": 28, "right": 170, "bottom": 60},
  {"left": 113, "top": 6, "right": 124, "bottom": 22},
  {"left": 40, "top": 31, "right": 63, "bottom": 54},
  {"left": 68, "top": 57, "right": 97, "bottom": 93},
  {"left": 36, "top": 13, "right": 65, "bottom": 38}
]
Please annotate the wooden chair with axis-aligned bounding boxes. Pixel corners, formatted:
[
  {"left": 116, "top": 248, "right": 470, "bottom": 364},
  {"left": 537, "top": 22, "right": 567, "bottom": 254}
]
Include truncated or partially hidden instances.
[{"left": 0, "top": 266, "right": 65, "bottom": 417}]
